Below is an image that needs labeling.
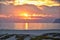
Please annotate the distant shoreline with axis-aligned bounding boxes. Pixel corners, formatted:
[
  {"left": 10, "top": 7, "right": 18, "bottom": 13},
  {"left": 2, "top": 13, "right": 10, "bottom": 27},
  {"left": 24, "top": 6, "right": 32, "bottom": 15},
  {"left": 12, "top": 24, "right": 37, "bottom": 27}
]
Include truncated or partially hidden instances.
[{"left": 0, "top": 29, "right": 60, "bottom": 31}]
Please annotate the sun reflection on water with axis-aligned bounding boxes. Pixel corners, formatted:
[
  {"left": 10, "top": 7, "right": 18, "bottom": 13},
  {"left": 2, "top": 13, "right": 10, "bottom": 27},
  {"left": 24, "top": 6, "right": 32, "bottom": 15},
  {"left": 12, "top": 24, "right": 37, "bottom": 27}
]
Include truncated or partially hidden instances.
[{"left": 25, "top": 23, "right": 28, "bottom": 30}]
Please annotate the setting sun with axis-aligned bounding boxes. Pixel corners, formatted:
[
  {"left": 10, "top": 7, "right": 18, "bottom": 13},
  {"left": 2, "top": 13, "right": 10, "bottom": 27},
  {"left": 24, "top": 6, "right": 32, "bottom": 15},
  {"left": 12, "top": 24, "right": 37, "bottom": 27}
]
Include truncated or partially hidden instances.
[
  {"left": 19, "top": 12, "right": 31, "bottom": 19},
  {"left": 22, "top": 13, "right": 29, "bottom": 17}
]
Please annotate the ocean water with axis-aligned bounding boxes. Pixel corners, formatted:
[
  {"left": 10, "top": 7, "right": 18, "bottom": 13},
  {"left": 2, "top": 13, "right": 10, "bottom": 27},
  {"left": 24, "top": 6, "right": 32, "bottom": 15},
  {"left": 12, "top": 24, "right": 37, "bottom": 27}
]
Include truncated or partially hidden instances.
[
  {"left": 0, "top": 23, "right": 60, "bottom": 30},
  {"left": 0, "top": 30, "right": 60, "bottom": 34}
]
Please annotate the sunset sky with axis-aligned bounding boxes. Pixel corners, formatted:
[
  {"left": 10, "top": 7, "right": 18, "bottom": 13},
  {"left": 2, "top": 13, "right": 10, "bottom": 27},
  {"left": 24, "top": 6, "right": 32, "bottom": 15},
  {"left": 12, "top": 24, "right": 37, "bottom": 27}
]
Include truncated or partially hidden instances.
[
  {"left": 0, "top": 0, "right": 60, "bottom": 18},
  {"left": 0, "top": 0, "right": 60, "bottom": 30}
]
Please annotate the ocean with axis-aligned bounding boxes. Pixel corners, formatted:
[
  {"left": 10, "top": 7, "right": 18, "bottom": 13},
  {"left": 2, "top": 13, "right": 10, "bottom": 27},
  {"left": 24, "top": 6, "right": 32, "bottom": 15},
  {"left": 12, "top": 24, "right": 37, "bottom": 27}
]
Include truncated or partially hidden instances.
[{"left": 0, "top": 23, "right": 60, "bottom": 30}]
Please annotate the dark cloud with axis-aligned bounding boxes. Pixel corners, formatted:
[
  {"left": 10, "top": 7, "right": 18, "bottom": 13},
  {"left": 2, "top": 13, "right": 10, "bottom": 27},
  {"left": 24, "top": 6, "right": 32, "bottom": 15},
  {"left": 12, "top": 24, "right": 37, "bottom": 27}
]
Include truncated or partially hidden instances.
[
  {"left": 40, "top": 5, "right": 60, "bottom": 18},
  {"left": 52, "top": 0, "right": 60, "bottom": 3},
  {"left": 0, "top": 3, "right": 15, "bottom": 15}
]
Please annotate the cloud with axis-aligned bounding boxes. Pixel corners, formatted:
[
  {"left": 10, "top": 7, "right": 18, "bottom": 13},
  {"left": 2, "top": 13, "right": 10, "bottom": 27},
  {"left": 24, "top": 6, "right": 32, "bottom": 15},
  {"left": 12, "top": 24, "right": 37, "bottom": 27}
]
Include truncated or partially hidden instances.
[
  {"left": 0, "top": 4, "right": 44, "bottom": 16},
  {"left": 0, "top": 4, "right": 60, "bottom": 18},
  {"left": 52, "top": 0, "right": 60, "bottom": 3},
  {"left": 15, "top": 4, "right": 44, "bottom": 14},
  {"left": 0, "top": 0, "right": 60, "bottom": 6},
  {"left": 0, "top": 4, "right": 60, "bottom": 23},
  {"left": 0, "top": 3, "right": 16, "bottom": 15},
  {"left": 39, "top": 5, "right": 60, "bottom": 18}
]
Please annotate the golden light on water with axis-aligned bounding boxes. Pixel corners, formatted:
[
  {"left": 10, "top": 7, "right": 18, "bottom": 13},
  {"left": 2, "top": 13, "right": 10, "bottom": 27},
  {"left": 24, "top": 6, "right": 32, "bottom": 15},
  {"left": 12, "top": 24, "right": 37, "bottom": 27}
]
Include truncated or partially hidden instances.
[
  {"left": 14, "top": 0, "right": 60, "bottom": 6},
  {"left": 25, "top": 23, "right": 28, "bottom": 30},
  {"left": 14, "top": 23, "right": 29, "bottom": 30}
]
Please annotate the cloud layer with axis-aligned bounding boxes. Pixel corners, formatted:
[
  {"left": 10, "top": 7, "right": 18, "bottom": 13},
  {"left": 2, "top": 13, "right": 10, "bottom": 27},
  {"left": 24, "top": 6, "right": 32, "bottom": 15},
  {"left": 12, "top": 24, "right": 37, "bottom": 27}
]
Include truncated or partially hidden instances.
[{"left": 0, "top": 0, "right": 60, "bottom": 6}]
